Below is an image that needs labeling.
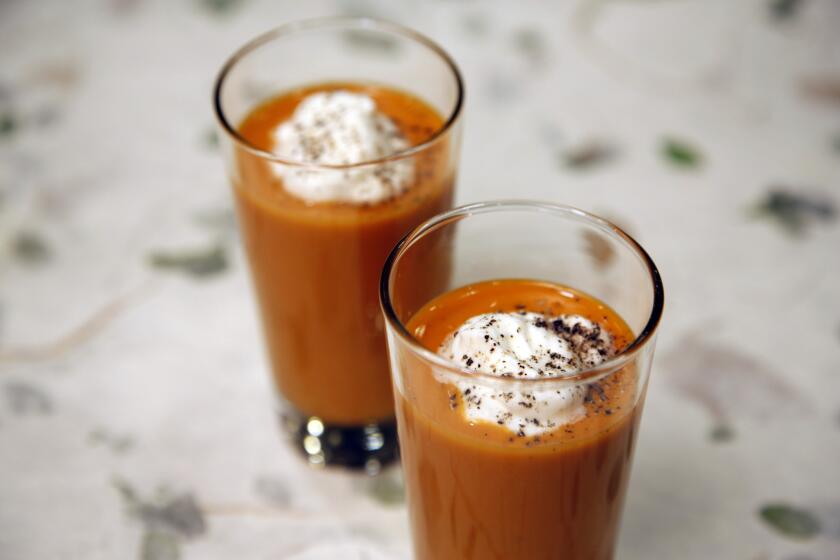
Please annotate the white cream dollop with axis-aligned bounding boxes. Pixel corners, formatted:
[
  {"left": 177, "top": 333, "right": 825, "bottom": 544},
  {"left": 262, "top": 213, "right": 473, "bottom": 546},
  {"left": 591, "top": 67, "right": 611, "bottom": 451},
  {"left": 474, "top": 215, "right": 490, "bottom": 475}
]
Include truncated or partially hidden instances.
[
  {"left": 438, "top": 312, "right": 614, "bottom": 437},
  {"left": 271, "top": 90, "right": 413, "bottom": 204}
]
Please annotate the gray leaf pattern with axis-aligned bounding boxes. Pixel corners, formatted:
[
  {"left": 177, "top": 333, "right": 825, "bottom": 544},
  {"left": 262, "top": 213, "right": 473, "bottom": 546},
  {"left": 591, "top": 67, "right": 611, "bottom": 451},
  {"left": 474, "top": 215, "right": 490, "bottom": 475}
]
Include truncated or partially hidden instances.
[
  {"left": 663, "top": 331, "right": 809, "bottom": 426},
  {"left": 114, "top": 478, "right": 206, "bottom": 559},
  {"left": 141, "top": 530, "right": 181, "bottom": 560},
  {"left": 4, "top": 382, "right": 52, "bottom": 415}
]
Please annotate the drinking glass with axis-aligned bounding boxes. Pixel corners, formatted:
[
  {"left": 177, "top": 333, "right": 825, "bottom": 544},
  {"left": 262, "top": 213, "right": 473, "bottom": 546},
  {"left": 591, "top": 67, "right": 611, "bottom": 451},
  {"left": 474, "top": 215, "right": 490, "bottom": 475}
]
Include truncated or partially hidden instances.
[
  {"left": 214, "top": 17, "right": 463, "bottom": 470},
  {"left": 381, "top": 201, "right": 664, "bottom": 559}
]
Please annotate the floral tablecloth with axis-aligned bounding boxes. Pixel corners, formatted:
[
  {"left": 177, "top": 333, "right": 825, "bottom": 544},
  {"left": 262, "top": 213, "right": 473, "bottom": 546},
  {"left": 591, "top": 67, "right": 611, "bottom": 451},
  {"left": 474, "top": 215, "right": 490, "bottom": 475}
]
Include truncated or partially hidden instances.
[{"left": 1, "top": 1, "right": 839, "bottom": 559}]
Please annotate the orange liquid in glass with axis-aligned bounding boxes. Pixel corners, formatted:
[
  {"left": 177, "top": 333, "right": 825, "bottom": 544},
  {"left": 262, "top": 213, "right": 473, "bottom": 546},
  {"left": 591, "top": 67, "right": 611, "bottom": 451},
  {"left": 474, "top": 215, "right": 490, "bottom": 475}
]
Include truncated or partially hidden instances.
[
  {"left": 398, "top": 279, "right": 642, "bottom": 560},
  {"left": 235, "top": 83, "right": 454, "bottom": 425}
]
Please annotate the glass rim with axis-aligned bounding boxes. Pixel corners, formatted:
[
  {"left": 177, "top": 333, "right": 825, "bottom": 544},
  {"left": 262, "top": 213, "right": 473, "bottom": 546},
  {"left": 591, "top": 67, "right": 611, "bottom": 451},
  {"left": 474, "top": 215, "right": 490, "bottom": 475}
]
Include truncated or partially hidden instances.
[
  {"left": 212, "top": 16, "right": 465, "bottom": 169},
  {"left": 379, "top": 200, "right": 665, "bottom": 386}
]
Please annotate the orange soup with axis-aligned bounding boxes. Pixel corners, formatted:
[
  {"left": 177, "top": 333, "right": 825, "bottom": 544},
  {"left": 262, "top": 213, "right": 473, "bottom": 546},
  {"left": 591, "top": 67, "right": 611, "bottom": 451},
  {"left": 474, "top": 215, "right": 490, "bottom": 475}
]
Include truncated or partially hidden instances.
[
  {"left": 397, "top": 279, "right": 642, "bottom": 560},
  {"left": 234, "top": 83, "right": 454, "bottom": 425}
]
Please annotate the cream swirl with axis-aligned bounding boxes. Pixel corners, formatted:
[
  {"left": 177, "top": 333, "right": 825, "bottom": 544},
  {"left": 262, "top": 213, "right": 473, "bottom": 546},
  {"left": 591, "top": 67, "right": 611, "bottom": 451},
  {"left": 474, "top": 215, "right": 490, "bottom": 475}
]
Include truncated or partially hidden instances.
[
  {"left": 438, "top": 312, "right": 614, "bottom": 437},
  {"left": 272, "top": 90, "right": 413, "bottom": 204}
]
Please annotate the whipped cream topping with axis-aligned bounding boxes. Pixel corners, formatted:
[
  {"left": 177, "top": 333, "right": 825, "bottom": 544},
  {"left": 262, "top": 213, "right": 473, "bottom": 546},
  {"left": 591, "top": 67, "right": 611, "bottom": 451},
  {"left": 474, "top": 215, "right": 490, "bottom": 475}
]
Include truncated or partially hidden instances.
[
  {"left": 438, "top": 312, "right": 615, "bottom": 437},
  {"left": 272, "top": 90, "right": 414, "bottom": 204}
]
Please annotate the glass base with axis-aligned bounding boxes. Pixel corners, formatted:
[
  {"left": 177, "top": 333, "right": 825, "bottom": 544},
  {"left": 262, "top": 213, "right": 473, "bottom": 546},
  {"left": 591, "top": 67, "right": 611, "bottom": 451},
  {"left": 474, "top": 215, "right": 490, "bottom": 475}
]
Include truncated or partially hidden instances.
[{"left": 279, "top": 409, "right": 399, "bottom": 473}]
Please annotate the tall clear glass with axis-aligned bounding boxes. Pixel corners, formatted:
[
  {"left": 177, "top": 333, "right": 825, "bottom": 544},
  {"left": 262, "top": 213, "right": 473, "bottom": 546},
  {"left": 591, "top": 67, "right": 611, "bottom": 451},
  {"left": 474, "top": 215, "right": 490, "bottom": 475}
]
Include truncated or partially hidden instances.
[
  {"left": 381, "top": 201, "right": 664, "bottom": 559},
  {"left": 214, "top": 18, "right": 464, "bottom": 470}
]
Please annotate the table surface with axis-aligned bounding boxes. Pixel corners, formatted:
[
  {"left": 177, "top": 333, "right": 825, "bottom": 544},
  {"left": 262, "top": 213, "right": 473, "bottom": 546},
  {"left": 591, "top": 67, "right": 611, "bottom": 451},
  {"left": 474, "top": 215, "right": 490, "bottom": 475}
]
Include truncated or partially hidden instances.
[{"left": 2, "top": 1, "right": 839, "bottom": 559}]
